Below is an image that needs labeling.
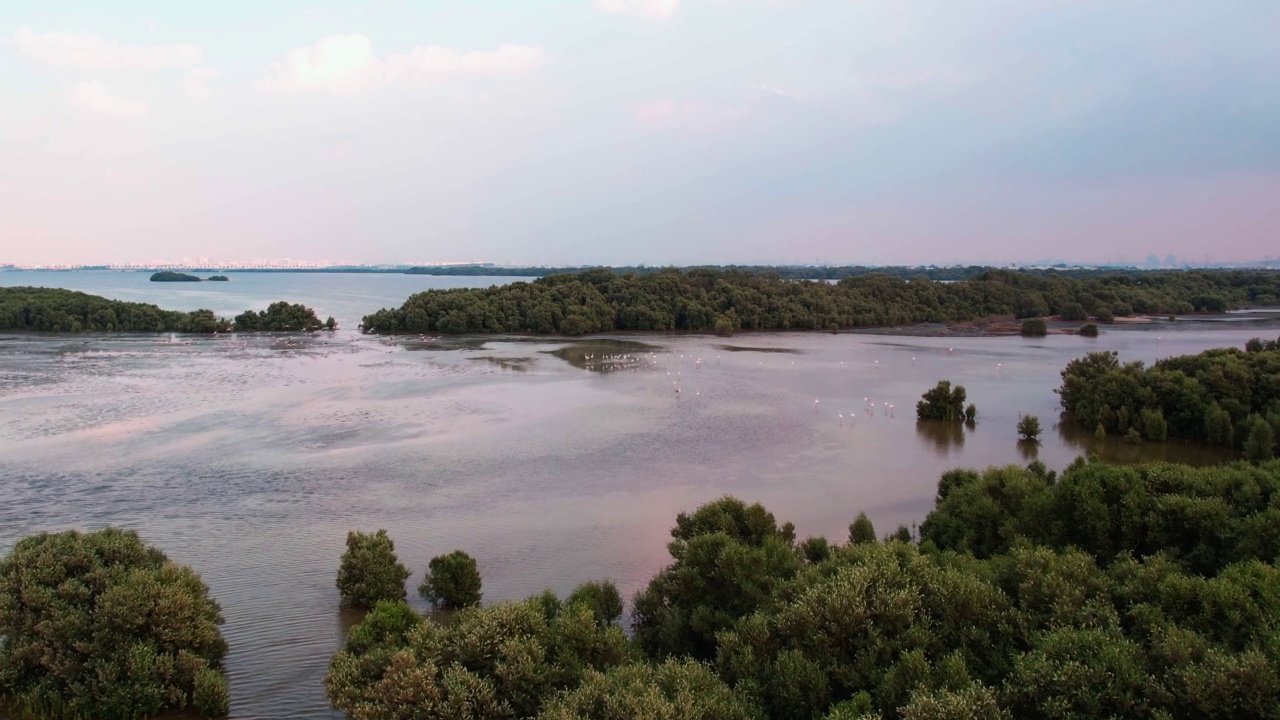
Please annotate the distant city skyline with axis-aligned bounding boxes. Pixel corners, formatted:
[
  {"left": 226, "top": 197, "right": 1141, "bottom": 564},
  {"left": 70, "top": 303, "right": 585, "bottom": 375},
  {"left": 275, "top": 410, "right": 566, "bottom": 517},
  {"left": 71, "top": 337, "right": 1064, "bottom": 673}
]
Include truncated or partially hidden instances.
[{"left": 3, "top": 2, "right": 1278, "bottom": 265}]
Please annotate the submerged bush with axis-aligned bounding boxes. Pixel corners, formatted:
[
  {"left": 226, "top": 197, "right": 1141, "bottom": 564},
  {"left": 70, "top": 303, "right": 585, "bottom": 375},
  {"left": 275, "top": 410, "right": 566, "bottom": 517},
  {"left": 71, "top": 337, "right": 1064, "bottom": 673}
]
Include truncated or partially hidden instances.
[
  {"left": 337, "top": 529, "right": 410, "bottom": 609},
  {"left": 917, "top": 380, "right": 969, "bottom": 421},
  {"left": 419, "top": 550, "right": 483, "bottom": 609},
  {"left": 233, "top": 301, "right": 325, "bottom": 332},
  {"left": 0, "top": 528, "right": 228, "bottom": 719},
  {"left": 1017, "top": 414, "right": 1042, "bottom": 442}
]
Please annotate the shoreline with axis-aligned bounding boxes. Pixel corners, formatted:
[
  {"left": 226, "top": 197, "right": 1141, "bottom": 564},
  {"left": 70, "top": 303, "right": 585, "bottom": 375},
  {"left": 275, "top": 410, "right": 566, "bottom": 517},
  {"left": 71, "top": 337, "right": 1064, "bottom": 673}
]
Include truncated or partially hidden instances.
[{"left": 368, "top": 314, "right": 1280, "bottom": 343}]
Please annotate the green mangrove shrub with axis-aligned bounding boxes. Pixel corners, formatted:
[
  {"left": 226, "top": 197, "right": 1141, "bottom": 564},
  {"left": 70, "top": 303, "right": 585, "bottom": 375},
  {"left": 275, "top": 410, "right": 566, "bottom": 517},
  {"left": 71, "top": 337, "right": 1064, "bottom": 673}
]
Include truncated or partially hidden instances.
[{"left": 0, "top": 528, "right": 229, "bottom": 719}]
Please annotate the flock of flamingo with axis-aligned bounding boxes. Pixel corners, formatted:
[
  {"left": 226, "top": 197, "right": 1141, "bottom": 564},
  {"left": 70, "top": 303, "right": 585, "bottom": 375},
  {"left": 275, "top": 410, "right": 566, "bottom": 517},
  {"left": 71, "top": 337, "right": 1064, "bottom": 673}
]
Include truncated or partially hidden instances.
[{"left": 573, "top": 347, "right": 963, "bottom": 427}]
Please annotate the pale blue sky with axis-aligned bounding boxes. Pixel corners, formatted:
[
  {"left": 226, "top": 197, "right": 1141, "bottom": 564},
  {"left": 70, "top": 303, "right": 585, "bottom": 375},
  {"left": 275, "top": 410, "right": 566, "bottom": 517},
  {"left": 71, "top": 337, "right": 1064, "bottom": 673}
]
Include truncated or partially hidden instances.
[{"left": 2, "top": 1, "right": 1277, "bottom": 266}]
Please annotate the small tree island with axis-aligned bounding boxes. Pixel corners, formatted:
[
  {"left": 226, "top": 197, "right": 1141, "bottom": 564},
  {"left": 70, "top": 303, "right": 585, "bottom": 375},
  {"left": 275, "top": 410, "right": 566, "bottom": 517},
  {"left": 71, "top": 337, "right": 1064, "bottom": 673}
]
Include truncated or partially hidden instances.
[
  {"left": 207, "top": 275, "right": 230, "bottom": 281},
  {"left": 0, "top": 287, "right": 328, "bottom": 334},
  {"left": 233, "top": 301, "right": 330, "bottom": 332},
  {"left": 150, "top": 271, "right": 203, "bottom": 282},
  {"left": 916, "top": 380, "right": 971, "bottom": 421}
]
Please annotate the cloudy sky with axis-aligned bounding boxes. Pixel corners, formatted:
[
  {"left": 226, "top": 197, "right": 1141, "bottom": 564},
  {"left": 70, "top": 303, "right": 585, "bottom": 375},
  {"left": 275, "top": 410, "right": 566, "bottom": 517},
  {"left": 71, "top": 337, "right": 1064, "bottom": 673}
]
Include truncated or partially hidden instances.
[{"left": 2, "top": 0, "right": 1277, "bottom": 266}]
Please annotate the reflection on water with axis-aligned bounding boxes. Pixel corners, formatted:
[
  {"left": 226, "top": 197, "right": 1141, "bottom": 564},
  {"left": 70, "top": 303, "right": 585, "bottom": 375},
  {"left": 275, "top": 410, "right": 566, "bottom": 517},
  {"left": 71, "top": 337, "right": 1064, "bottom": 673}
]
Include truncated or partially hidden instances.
[
  {"left": 1016, "top": 438, "right": 1040, "bottom": 462},
  {"left": 915, "top": 420, "right": 968, "bottom": 456},
  {"left": 1055, "top": 419, "right": 1236, "bottom": 465},
  {"left": 716, "top": 344, "right": 803, "bottom": 354},
  {"left": 0, "top": 275, "right": 1274, "bottom": 719},
  {"left": 337, "top": 607, "right": 367, "bottom": 641}
]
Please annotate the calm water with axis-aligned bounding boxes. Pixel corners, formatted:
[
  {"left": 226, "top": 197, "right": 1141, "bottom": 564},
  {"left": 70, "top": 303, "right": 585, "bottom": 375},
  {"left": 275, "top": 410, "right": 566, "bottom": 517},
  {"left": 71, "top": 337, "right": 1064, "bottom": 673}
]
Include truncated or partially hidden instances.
[{"left": 1, "top": 271, "right": 1276, "bottom": 719}]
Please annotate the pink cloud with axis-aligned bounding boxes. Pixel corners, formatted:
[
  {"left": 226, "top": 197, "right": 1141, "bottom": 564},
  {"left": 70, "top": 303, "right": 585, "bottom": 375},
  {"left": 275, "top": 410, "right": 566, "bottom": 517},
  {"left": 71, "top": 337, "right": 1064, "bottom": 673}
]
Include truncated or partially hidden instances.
[{"left": 633, "top": 98, "right": 742, "bottom": 129}]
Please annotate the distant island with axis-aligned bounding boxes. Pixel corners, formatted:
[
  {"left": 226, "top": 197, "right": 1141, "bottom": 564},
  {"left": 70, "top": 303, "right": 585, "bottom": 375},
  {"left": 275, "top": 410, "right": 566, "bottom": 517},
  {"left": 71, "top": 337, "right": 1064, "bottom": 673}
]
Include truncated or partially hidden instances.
[
  {"left": 362, "top": 267, "right": 1280, "bottom": 336},
  {"left": 208, "top": 275, "right": 229, "bottom": 281},
  {"left": 0, "top": 287, "right": 331, "bottom": 333},
  {"left": 150, "top": 271, "right": 203, "bottom": 282}
]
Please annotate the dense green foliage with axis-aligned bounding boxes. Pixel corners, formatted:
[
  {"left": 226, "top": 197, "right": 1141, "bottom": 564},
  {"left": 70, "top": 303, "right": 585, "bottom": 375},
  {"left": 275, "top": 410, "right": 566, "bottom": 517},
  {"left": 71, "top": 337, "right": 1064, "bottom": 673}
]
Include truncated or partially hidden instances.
[
  {"left": 149, "top": 271, "right": 202, "bottom": 282},
  {"left": 919, "top": 460, "right": 1280, "bottom": 572},
  {"left": 1017, "top": 414, "right": 1042, "bottom": 441},
  {"left": 916, "top": 381, "right": 968, "bottom": 421},
  {"left": 362, "top": 268, "right": 1280, "bottom": 335},
  {"left": 326, "top": 458, "right": 1280, "bottom": 719},
  {"left": 564, "top": 581, "right": 624, "bottom": 627},
  {"left": 232, "top": 301, "right": 326, "bottom": 332},
  {"left": 1058, "top": 302, "right": 1088, "bottom": 321},
  {"left": 336, "top": 530, "right": 410, "bottom": 609},
  {"left": 1246, "top": 418, "right": 1276, "bottom": 463},
  {"left": 1058, "top": 339, "right": 1280, "bottom": 450},
  {"left": 0, "top": 287, "right": 328, "bottom": 334},
  {"left": 207, "top": 275, "right": 229, "bottom": 282},
  {"left": 0, "top": 287, "right": 231, "bottom": 332},
  {"left": 631, "top": 497, "right": 800, "bottom": 661},
  {"left": 848, "top": 512, "right": 876, "bottom": 545},
  {"left": 537, "top": 660, "right": 756, "bottom": 720},
  {"left": 1079, "top": 322, "right": 1099, "bottom": 337},
  {"left": 418, "top": 550, "right": 482, "bottom": 609},
  {"left": 1020, "top": 318, "right": 1047, "bottom": 337},
  {"left": 325, "top": 591, "right": 631, "bottom": 719},
  {"left": 0, "top": 528, "right": 229, "bottom": 719}
]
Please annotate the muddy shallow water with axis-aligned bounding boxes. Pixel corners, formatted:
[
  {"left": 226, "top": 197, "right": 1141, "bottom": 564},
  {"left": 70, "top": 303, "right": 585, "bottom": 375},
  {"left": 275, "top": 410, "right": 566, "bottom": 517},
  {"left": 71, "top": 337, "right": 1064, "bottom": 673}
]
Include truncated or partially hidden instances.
[{"left": 0, "top": 272, "right": 1275, "bottom": 718}]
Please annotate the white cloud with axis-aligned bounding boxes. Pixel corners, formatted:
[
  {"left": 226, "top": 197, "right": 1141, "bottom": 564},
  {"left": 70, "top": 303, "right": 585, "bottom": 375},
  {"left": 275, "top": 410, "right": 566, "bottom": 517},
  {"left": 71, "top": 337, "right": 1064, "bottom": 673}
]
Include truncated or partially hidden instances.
[
  {"left": 258, "top": 34, "right": 547, "bottom": 95},
  {"left": 596, "top": 0, "right": 679, "bottom": 20},
  {"left": 183, "top": 66, "right": 218, "bottom": 99},
  {"left": 257, "top": 34, "right": 381, "bottom": 95},
  {"left": 14, "top": 26, "right": 200, "bottom": 69},
  {"left": 386, "top": 44, "right": 548, "bottom": 79},
  {"left": 69, "top": 81, "right": 149, "bottom": 116},
  {"left": 145, "top": 19, "right": 160, "bottom": 33}
]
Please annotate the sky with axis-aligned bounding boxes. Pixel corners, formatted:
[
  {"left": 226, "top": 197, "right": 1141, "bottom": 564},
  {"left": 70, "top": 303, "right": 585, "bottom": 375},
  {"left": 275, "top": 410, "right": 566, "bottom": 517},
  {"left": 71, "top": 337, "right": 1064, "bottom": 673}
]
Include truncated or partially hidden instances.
[{"left": 1, "top": 0, "right": 1278, "bottom": 267}]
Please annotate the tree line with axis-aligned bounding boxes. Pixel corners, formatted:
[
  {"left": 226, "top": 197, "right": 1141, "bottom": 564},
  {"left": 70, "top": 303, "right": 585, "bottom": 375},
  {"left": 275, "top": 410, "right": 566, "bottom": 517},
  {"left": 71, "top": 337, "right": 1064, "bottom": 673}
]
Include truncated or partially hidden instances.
[
  {"left": 0, "top": 287, "right": 333, "bottom": 333},
  {"left": 404, "top": 264, "right": 1256, "bottom": 282},
  {"left": 362, "top": 267, "right": 1280, "bottom": 336},
  {"left": 1058, "top": 337, "right": 1280, "bottom": 456}
]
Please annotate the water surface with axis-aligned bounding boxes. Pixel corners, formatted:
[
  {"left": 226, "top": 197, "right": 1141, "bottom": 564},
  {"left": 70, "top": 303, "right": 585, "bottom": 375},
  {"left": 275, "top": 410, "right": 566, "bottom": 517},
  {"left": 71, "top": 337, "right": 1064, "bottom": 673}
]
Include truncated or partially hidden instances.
[{"left": 1, "top": 271, "right": 1275, "bottom": 718}]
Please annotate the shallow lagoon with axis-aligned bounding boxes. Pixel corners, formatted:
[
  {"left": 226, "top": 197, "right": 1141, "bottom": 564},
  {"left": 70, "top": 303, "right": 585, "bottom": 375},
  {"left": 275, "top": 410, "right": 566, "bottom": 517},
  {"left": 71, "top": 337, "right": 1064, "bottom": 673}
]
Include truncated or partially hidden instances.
[{"left": 0, "top": 271, "right": 1275, "bottom": 718}]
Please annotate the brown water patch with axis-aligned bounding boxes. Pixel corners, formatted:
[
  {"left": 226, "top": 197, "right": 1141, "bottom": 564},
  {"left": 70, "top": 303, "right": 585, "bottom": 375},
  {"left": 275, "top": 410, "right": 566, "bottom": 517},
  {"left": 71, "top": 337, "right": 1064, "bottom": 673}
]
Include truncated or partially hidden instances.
[{"left": 470, "top": 356, "right": 534, "bottom": 372}]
